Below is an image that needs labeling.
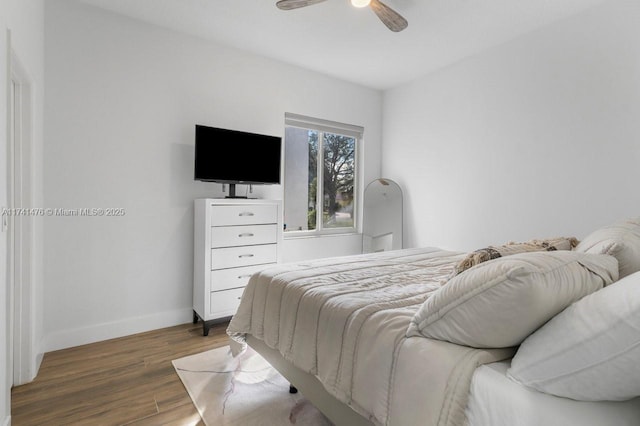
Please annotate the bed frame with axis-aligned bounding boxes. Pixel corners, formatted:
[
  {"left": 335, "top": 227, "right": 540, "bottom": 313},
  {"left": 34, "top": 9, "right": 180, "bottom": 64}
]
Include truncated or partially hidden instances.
[{"left": 247, "top": 335, "right": 372, "bottom": 426}]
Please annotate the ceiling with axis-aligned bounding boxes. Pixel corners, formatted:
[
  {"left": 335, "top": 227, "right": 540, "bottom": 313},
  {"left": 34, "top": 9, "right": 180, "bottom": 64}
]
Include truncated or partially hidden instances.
[{"left": 78, "top": 0, "right": 607, "bottom": 90}]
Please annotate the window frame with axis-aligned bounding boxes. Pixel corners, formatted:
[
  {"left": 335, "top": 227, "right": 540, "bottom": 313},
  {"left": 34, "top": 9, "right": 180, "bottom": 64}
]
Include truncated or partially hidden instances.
[{"left": 283, "top": 113, "right": 363, "bottom": 237}]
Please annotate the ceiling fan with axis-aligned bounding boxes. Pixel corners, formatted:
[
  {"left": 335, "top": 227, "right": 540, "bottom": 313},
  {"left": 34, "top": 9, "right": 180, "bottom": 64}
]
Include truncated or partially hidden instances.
[{"left": 276, "top": 0, "right": 408, "bottom": 33}]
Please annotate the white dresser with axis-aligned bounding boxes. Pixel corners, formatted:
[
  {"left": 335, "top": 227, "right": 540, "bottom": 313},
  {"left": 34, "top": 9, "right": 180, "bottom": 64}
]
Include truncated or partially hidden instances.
[{"left": 193, "top": 198, "right": 282, "bottom": 335}]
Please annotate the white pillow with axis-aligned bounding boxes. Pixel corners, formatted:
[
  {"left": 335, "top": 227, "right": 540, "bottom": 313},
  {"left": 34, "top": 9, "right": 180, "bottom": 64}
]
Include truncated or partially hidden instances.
[
  {"left": 508, "top": 271, "right": 640, "bottom": 401},
  {"left": 575, "top": 217, "right": 640, "bottom": 279},
  {"left": 406, "top": 251, "right": 618, "bottom": 348}
]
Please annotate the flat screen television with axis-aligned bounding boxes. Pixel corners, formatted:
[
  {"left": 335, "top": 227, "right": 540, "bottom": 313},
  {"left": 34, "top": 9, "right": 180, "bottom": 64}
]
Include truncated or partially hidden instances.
[{"left": 194, "top": 124, "right": 282, "bottom": 198}]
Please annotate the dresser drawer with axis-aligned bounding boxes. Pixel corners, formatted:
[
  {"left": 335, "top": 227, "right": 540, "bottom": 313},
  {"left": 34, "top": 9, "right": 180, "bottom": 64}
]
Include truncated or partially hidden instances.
[
  {"left": 210, "top": 287, "right": 245, "bottom": 317},
  {"left": 211, "top": 244, "right": 277, "bottom": 270},
  {"left": 210, "top": 264, "right": 273, "bottom": 292},
  {"left": 210, "top": 224, "right": 277, "bottom": 248},
  {"left": 210, "top": 204, "right": 278, "bottom": 226}
]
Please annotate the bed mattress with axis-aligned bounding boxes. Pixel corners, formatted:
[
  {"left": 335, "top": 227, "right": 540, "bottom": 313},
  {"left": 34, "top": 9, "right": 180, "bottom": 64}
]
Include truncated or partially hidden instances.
[{"left": 466, "top": 361, "right": 640, "bottom": 426}]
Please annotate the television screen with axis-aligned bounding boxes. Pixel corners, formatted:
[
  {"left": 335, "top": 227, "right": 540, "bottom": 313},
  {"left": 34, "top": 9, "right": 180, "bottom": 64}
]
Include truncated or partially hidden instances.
[{"left": 194, "top": 125, "right": 282, "bottom": 185}]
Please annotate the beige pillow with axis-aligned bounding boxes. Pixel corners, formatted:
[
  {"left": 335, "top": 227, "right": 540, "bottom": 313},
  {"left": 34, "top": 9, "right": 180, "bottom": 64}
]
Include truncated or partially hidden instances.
[
  {"left": 407, "top": 251, "right": 618, "bottom": 348},
  {"left": 450, "top": 237, "right": 579, "bottom": 278},
  {"left": 575, "top": 217, "right": 640, "bottom": 279}
]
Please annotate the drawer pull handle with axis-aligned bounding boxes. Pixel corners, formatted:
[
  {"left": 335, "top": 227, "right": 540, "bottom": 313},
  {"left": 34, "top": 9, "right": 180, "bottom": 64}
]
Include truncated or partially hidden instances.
[
  {"left": 239, "top": 212, "right": 255, "bottom": 217},
  {"left": 238, "top": 254, "right": 255, "bottom": 258},
  {"left": 238, "top": 274, "right": 253, "bottom": 279},
  {"left": 237, "top": 297, "right": 242, "bottom": 300},
  {"left": 238, "top": 233, "right": 255, "bottom": 238}
]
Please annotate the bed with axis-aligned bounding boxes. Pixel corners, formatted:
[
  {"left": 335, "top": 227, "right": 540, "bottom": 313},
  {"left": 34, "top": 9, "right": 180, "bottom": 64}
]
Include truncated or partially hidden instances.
[{"left": 227, "top": 218, "right": 640, "bottom": 426}]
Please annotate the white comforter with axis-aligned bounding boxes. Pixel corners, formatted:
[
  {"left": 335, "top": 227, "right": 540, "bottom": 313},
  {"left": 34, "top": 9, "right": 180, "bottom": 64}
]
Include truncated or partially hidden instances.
[{"left": 228, "top": 248, "right": 515, "bottom": 426}]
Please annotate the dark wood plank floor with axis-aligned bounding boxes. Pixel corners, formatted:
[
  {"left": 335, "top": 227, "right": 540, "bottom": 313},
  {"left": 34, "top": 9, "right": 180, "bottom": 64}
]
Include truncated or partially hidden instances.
[{"left": 11, "top": 321, "right": 231, "bottom": 425}]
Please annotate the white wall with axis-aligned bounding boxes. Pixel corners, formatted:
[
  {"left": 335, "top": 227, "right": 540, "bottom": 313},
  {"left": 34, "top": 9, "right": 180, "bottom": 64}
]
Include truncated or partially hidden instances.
[
  {"left": 383, "top": 0, "right": 640, "bottom": 251},
  {"left": 44, "top": 0, "right": 382, "bottom": 351},
  {"left": 1, "top": 0, "right": 44, "bottom": 419},
  {"left": 0, "top": 5, "right": 8, "bottom": 420}
]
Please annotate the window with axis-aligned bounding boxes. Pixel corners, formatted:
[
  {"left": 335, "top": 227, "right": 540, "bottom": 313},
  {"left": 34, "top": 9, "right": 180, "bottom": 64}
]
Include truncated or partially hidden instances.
[{"left": 283, "top": 113, "right": 362, "bottom": 235}]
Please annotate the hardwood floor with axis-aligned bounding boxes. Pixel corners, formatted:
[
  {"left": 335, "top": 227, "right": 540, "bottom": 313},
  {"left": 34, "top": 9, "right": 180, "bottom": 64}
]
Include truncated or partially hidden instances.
[{"left": 11, "top": 321, "right": 231, "bottom": 425}]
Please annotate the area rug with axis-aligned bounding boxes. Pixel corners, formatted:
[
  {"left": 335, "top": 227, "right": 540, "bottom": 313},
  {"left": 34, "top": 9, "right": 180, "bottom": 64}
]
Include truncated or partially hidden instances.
[{"left": 172, "top": 345, "right": 333, "bottom": 425}]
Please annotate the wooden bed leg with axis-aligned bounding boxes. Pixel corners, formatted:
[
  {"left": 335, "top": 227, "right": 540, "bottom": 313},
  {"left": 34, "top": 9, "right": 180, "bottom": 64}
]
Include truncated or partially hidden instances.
[{"left": 289, "top": 385, "right": 298, "bottom": 394}]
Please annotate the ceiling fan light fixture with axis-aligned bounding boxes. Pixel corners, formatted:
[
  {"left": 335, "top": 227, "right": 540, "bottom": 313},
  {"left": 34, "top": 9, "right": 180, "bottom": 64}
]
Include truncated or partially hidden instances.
[
  {"left": 351, "top": 0, "right": 371, "bottom": 8},
  {"left": 276, "top": 0, "right": 407, "bottom": 32}
]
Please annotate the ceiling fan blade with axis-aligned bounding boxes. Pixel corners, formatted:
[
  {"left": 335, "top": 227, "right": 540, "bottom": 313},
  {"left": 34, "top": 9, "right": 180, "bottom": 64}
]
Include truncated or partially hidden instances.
[
  {"left": 276, "top": 0, "right": 328, "bottom": 10},
  {"left": 369, "top": 0, "right": 408, "bottom": 32}
]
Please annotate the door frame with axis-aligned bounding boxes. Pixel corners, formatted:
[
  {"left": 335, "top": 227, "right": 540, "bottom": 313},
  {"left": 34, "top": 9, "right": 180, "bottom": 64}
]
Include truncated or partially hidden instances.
[{"left": 7, "top": 39, "right": 36, "bottom": 386}]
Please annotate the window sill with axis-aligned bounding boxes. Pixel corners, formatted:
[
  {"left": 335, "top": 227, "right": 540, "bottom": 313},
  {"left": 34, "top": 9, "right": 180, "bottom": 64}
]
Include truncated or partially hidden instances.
[{"left": 283, "top": 231, "right": 361, "bottom": 240}]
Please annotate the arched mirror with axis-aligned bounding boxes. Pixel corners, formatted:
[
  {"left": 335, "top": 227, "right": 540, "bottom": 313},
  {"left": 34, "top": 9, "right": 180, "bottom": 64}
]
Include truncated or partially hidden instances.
[{"left": 363, "top": 178, "right": 403, "bottom": 253}]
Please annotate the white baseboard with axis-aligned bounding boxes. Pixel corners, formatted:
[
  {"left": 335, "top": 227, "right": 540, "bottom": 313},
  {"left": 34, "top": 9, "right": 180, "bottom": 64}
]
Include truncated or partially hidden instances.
[
  {"left": 35, "top": 352, "right": 43, "bottom": 373},
  {"left": 44, "top": 308, "right": 194, "bottom": 352}
]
